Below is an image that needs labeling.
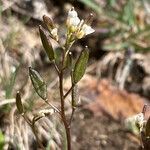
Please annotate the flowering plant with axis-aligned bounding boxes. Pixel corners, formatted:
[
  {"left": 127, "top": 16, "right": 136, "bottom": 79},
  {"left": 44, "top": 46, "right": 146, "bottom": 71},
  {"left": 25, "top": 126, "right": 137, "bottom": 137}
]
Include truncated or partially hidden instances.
[
  {"left": 125, "top": 105, "right": 150, "bottom": 149},
  {"left": 16, "top": 8, "right": 94, "bottom": 150}
]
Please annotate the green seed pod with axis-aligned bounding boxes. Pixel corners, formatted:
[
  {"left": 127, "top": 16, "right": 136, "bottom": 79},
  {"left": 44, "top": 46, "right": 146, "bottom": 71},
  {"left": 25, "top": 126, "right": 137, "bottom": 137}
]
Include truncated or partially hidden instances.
[
  {"left": 145, "top": 117, "right": 150, "bottom": 137},
  {"left": 39, "top": 25, "right": 55, "bottom": 61},
  {"left": 73, "top": 46, "right": 89, "bottom": 84},
  {"left": 29, "top": 67, "right": 47, "bottom": 100},
  {"left": 71, "top": 85, "right": 79, "bottom": 108},
  {"left": 43, "top": 15, "right": 55, "bottom": 32},
  {"left": 16, "top": 91, "right": 24, "bottom": 114}
]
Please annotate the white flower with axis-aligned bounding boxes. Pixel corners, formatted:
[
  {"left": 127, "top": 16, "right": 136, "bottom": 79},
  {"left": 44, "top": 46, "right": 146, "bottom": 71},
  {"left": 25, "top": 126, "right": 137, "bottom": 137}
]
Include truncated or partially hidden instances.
[
  {"left": 66, "top": 8, "right": 95, "bottom": 39},
  {"left": 67, "top": 8, "right": 80, "bottom": 30},
  {"left": 76, "top": 24, "right": 95, "bottom": 39},
  {"left": 68, "top": 17, "right": 80, "bottom": 27}
]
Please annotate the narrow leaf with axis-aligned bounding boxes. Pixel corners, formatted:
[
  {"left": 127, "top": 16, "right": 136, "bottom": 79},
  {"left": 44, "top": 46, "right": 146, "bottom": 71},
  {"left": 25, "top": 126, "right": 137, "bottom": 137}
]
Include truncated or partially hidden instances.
[
  {"left": 29, "top": 67, "right": 47, "bottom": 100},
  {"left": 0, "top": 130, "right": 4, "bottom": 150},
  {"left": 16, "top": 91, "right": 24, "bottom": 114},
  {"left": 145, "top": 117, "right": 150, "bottom": 137},
  {"left": 73, "top": 46, "right": 89, "bottom": 84},
  {"left": 79, "top": 0, "right": 101, "bottom": 13},
  {"left": 39, "top": 25, "right": 55, "bottom": 61}
]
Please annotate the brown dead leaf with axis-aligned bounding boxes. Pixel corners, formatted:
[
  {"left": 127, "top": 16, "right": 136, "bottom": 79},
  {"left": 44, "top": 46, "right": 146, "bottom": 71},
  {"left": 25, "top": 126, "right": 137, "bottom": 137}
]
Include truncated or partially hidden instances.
[{"left": 81, "top": 75, "right": 147, "bottom": 120}]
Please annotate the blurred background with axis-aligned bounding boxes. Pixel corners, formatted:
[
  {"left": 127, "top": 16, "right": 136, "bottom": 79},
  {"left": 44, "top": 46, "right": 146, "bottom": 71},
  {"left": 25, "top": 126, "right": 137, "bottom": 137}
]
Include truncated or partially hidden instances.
[{"left": 0, "top": 0, "right": 150, "bottom": 149}]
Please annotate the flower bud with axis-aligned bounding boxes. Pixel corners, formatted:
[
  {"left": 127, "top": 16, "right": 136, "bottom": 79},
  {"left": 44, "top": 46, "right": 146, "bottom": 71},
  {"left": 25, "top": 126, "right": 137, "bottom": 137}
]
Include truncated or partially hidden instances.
[
  {"left": 66, "top": 8, "right": 80, "bottom": 31},
  {"left": 51, "top": 28, "right": 58, "bottom": 41}
]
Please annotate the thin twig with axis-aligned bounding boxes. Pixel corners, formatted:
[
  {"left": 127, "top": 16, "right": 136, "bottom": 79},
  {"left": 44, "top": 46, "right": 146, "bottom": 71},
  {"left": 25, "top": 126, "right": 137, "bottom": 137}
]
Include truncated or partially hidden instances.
[
  {"left": 69, "top": 108, "right": 75, "bottom": 127},
  {"left": 22, "top": 114, "right": 32, "bottom": 126},
  {"left": 52, "top": 61, "right": 60, "bottom": 75},
  {"left": 64, "top": 85, "right": 74, "bottom": 99},
  {"left": 45, "top": 99, "right": 61, "bottom": 116}
]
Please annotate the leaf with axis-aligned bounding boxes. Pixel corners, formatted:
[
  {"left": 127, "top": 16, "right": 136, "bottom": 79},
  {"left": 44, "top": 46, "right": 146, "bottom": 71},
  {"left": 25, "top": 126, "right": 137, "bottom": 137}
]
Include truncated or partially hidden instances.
[
  {"left": 122, "top": 0, "right": 135, "bottom": 26},
  {"left": 73, "top": 46, "right": 89, "bottom": 84},
  {"left": 29, "top": 67, "right": 47, "bottom": 100},
  {"left": 39, "top": 25, "right": 55, "bottom": 61},
  {"left": 79, "top": 0, "right": 101, "bottom": 13},
  {"left": 16, "top": 91, "right": 24, "bottom": 114},
  {"left": 145, "top": 117, "right": 150, "bottom": 137},
  {"left": 0, "top": 130, "right": 4, "bottom": 150}
]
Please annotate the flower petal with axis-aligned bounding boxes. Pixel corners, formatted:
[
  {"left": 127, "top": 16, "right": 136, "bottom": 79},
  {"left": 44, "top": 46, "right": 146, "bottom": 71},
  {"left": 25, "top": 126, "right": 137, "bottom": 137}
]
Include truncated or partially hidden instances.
[
  {"left": 68, "top": 8, "right": 78, "bottom": 18},
  {"left": 82, "top": 24, "right": 95, "bottom": 35}
]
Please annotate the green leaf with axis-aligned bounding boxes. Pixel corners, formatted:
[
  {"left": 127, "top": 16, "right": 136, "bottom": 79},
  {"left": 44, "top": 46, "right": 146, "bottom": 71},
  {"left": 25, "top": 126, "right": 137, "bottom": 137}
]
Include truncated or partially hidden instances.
[
  {"left": 79, "top": 0, "right": 101, "bottom": 13},
  {"left": 29, "top": 67, "right": 47, "bottom": 100},
  {"left": 73, "top": 46, "right": 89, "bottom": 84},
  {"left": 16, "top": 91, "right": 24, "bottom": 114},
  {"left": 39, "top": 25, "right": 55, "bottom": 61},
  {"left": 122, "top": 0, "right": 135, "bottom": 26},
  {"left": 145, "top": 117, "right": 150, "bottom": 137}
]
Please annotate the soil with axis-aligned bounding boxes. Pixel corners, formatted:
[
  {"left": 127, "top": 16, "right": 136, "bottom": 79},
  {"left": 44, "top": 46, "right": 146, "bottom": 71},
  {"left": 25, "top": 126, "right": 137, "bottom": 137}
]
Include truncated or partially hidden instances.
[
  {"left": 72, "top": 109, "right": 139, "bottom": 150},
  {"left": 70, "top": 77, "right": 145, "bottom": 150}
]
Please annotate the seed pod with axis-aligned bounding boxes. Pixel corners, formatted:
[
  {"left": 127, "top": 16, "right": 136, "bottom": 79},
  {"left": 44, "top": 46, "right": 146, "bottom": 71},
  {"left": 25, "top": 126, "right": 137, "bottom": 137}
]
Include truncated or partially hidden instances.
[
  {"left": 39, "top": 25, "right": 55, "bottom": 61},
  {"left": 71, "top": 85, "right": 79, "bottom": 108},
  {"left": 145, "top": 117, "right": 150, "bottom": 137},
  {"left": 73, "top": 46, "right": 89, "bottom": 84},
  {"left": 29, "top": 67, "right": 47, "bottom": 100},
  {"left": 43, "top": 15, "right": 55, "bottom": 31},
  {"left": 16, "top": 91, "right": 24, "bottom": 114}
]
